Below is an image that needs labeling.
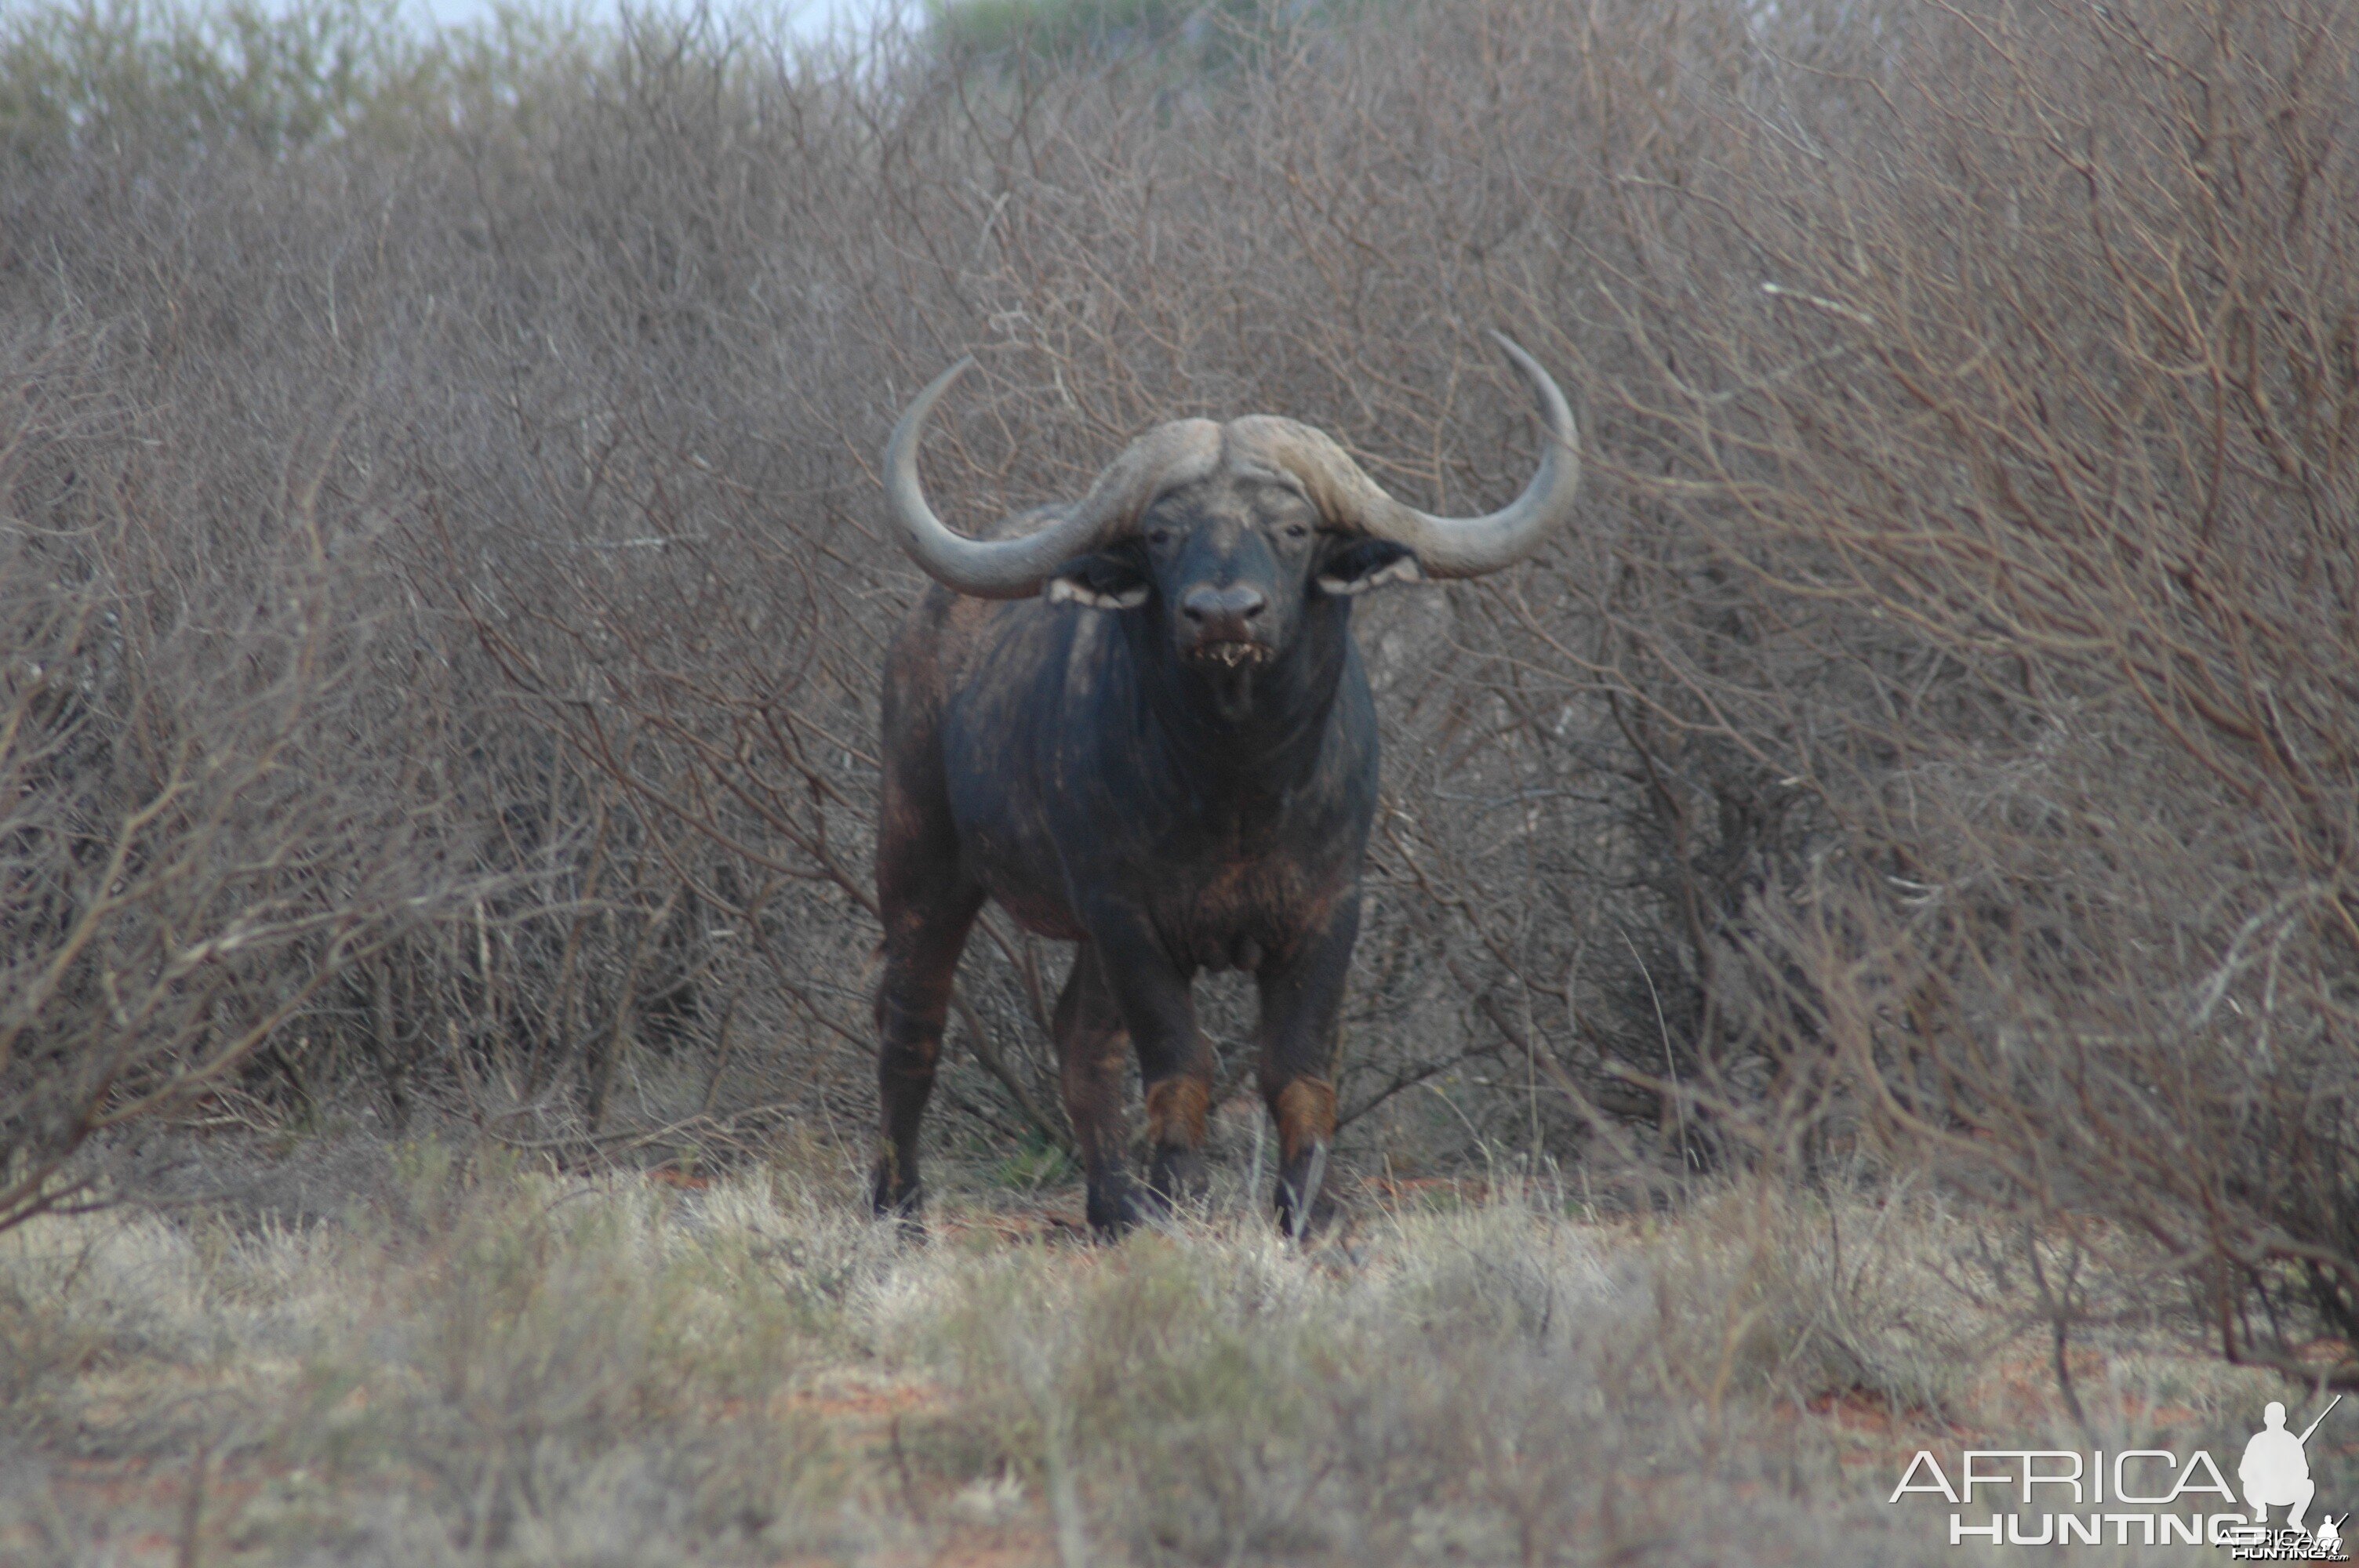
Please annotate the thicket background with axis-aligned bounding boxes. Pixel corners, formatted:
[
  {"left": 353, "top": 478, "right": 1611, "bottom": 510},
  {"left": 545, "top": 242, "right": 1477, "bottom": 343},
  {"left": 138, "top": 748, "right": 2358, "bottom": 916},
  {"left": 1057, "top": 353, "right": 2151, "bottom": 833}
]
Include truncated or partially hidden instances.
[{"left": 2, "top": 0, "right": 2354, "bottom": 1387}]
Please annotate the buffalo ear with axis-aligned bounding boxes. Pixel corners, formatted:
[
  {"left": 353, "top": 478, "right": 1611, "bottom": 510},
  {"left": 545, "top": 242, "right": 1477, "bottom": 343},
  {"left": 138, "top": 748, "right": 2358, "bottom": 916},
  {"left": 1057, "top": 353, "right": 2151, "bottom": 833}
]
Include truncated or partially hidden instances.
[
  {"left": 1045, "top": 550, "right": 1150, "bottom": 610},
  {"left": 1315, "top": 537, "right": 1423, "bottom": 597}
]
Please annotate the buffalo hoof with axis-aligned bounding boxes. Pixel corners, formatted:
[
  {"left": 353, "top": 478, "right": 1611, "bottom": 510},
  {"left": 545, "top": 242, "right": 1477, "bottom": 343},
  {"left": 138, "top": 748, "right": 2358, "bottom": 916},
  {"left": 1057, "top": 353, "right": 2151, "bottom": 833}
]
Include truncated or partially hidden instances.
[
  {"left": 869, "top": 1166, "right": 927, "bottom": 1240},
  {"left": 1274, "top": 1142, "right": 1333, "bottom": 1241},
  {"left": 1085, "top": 1178, "right": 1154, "bottom": 1241},
  {"left": 1147, "top": 1147, "right": 1210, "bottom": 1208}
]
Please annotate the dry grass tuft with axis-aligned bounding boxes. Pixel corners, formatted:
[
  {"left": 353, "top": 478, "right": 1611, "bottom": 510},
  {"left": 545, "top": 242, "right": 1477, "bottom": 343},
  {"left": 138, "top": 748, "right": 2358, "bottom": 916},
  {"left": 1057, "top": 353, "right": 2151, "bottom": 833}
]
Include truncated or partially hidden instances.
[{"left": 7, "top": 1152, "right": 2336, "bottom": 1565}]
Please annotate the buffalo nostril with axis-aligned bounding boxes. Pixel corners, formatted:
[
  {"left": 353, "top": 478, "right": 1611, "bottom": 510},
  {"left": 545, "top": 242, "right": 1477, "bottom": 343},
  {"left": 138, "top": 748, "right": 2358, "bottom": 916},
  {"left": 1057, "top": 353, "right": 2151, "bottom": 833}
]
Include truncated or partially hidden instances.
[{"left": 1183, "top": 585, "right": 1263, "bottom": 624}]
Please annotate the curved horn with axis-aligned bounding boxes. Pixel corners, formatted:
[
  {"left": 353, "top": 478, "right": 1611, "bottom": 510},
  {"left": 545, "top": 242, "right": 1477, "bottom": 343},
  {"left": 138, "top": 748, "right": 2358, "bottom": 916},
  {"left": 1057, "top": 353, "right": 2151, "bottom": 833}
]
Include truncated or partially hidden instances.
[
  {"left": 882, "top": 358, "right": 1136, "bottom": 600},
  {"left": 1360, "top": 332, "right": 1582, "bottom": 579}
]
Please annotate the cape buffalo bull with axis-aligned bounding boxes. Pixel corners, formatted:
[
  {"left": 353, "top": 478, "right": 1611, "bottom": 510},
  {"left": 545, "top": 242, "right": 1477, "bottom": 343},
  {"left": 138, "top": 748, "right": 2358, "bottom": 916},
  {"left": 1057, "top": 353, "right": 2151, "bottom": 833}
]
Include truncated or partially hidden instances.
[{"left": 871, "top": 335, "right": 1583, "bottom": 1237}]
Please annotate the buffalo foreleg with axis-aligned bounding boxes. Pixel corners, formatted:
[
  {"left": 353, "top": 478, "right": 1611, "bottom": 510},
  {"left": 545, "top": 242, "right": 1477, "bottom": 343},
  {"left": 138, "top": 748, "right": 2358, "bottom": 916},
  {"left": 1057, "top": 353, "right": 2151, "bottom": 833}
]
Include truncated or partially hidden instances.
[
  {"left": 1142, "top": 1074, "right": 1212, "bottom": 1207},
  {"left": 1053, "top": 943, "right": 1151, "bottom": 1236},
  {"left": 1256, "top": 895, "right": 1359, "bottom": 1237},
  {"left": 1067, "top": 916, "right": 1216, "bottom": 1235}
]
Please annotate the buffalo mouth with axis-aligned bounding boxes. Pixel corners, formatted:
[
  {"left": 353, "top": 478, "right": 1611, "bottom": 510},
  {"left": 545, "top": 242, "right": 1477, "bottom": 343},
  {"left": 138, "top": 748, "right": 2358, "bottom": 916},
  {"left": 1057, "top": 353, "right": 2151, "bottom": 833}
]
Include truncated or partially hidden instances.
[{"left": 1188, "top": 640, "right": 1272, "bottom": 670}]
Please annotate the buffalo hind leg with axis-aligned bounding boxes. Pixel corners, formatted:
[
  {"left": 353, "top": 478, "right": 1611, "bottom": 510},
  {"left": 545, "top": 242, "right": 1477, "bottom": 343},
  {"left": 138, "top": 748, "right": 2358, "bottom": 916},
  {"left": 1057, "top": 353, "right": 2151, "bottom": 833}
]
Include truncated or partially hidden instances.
[
  {"left": 1055, "top": 945, "right": 1158, "bottom": 1239},
  {"left": 871, "top": 884, "right": 983, "bottom": 1228}
]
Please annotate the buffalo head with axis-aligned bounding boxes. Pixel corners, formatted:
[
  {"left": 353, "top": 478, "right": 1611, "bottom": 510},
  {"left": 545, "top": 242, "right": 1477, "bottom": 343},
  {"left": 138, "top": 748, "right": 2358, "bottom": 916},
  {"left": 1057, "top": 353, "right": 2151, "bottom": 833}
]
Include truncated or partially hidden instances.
[{"left": 881, "top": 336, "right": 1583, "bottom": 706}]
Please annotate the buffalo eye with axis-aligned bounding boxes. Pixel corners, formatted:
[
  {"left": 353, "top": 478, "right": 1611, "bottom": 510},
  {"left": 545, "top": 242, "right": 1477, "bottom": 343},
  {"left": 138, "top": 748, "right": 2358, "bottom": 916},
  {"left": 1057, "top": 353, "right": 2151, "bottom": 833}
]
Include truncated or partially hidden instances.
[
  {"left": 1147, "top": 527, "right": 1173, "bottom": 547},
  {"left": 1282, "top": 522, "right": 1310, "bottom": 541}
]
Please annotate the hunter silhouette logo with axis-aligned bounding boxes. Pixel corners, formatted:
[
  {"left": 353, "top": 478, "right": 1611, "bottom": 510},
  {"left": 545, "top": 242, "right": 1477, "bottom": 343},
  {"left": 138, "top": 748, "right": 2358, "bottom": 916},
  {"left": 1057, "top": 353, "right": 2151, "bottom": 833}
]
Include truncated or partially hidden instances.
[
  {"left": 1886, "top": 1394, "right": 2348, "bottom": 1555},
  {"left": 2229, "top": 1396, "right": 2346, "bottom": 1561},
  {"left": 2242, "top": 1400, "right": 2328, "bottom": 1533}
]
